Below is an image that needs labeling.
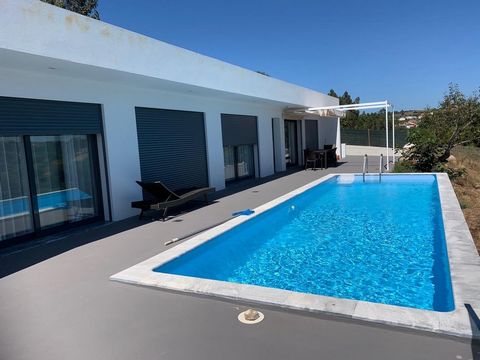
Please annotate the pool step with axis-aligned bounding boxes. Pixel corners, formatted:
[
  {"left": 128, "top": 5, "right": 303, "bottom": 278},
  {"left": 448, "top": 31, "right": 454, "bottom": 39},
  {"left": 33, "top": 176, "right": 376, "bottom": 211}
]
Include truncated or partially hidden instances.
[{"left": 337, "top": 174, "right": 355, "bottom": 184}]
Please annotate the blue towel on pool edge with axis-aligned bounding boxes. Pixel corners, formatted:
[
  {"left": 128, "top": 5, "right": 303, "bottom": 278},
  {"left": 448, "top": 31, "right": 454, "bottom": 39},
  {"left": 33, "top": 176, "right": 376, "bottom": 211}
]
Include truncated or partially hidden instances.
[{"left": 232, "top": 209, "right": 255, "bottom": 216}]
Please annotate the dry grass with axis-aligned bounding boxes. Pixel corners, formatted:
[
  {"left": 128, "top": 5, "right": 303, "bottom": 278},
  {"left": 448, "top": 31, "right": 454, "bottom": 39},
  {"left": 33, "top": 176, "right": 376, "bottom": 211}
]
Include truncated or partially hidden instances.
[{"left": 450, "top": 146, "right": 480, "bottom": 254}]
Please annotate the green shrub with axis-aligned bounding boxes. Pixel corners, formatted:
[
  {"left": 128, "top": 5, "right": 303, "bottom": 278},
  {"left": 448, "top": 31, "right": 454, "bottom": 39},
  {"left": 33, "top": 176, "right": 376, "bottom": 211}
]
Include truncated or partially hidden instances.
[
  {"left": 402, "top": 84, "right": 480, "bottom": 172},
  {"left": 393, "top": 160, "right": 417, "bottom": 173}
]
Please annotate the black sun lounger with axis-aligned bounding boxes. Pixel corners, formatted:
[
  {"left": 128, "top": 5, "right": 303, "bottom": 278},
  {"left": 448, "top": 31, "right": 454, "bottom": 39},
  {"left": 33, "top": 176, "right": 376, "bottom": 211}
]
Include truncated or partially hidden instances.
[{"left": 131, "top": 180, "right": 214, "bottom": 220}]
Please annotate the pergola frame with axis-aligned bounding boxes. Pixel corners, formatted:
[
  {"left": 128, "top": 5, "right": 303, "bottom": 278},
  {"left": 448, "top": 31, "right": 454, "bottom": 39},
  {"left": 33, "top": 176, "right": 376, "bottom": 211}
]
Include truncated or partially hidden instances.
[{"left": 307, "top": 101, "right": 396, "bottom": 170}]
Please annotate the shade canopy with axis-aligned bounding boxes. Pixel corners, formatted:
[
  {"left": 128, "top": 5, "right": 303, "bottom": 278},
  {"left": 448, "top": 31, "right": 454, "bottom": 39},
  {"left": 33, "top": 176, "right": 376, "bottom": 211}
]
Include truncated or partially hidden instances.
[{"left": 283, "top": 100, "right": 396, "bottom": 170}]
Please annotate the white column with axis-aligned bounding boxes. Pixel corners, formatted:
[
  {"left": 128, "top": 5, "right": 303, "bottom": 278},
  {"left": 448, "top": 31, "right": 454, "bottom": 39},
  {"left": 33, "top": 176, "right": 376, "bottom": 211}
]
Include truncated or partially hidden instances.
[
  {"left": 392, "top": 106, "right": 396, "bottom": 164},
  {"left": 102, "top": 101, "right": 142, "bottom": 220},
  {"left": 335, "top": 117, "right": 341, "bottom": 151},
  {"left": 272, "top": 117, "right": 286, "bottom": 172},
  {"left": 385, "top": 105, "right": 390, "bottom": 171},
  {"left": 300, "top": 119, "right": 306, "bottom": 165},
  {"left": 256, "top": 114, "right": 275, "bottom": 177},
  {"left": 204, "top": 111, "right": 225, "bottom": 191}
]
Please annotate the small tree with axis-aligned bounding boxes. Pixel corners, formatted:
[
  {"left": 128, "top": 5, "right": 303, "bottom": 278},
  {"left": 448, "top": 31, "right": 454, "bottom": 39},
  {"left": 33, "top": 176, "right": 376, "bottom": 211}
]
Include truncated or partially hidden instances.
[
  {"left": 337, "top": 91, "right": 360, "bottom": 128},
  {"left": 403, "top": 84, "right": 480, "bottom": 171},
  {"left": 41, "top": 0, "right": 100, "bottom": 19},
  {"left": 328, "top": 89, "right": 338, "bottom": 98}
]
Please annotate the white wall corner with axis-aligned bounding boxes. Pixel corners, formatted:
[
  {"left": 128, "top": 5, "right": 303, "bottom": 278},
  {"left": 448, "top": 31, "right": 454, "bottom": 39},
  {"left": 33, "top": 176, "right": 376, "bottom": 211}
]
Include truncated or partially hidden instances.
[
  {"left": 336, "top": 117, "right": 341, "bottom": 150},
  {"left": 256, "top": 114, "right": 275, "bottom": 177},
  {"left": 102, "top": 102, "right": 142, "bottom": 220},
  {"left": 204, "top": 111, "right": 225, "bottom": 191},
  {"left": 272, "top": 117, "right": 286, "bottom": 172}
]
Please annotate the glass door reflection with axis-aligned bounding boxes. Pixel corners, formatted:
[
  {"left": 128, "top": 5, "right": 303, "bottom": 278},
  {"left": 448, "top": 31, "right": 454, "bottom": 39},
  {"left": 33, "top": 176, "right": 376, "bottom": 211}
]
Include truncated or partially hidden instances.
[
  {"left": 30, "top": 135, "right": 98, "bottom": 230},
  {"left": 223, "top": 144, "right": 255, "bottom": 183},
  {"left": 0, "top": 136, "right": 34, "bottom": 241},
  {"left": 284, "top": 120, "right": 298, "bottom": 166},
  {"left": 236, "top": 145, "right": 254, "bottom": 179}
]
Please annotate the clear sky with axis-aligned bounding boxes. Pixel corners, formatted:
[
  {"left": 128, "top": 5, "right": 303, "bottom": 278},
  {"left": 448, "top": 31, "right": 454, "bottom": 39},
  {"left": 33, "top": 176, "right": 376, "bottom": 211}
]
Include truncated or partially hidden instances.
[{"left": 97, "top": 0, "right": 480, "bottom": 110}]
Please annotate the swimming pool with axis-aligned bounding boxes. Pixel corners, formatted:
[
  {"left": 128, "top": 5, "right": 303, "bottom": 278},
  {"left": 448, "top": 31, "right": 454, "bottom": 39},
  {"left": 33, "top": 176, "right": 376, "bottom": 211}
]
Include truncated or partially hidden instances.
[
  {"left": 112, "top": 173, "right": 480, "bottom": 338},
  {"left": 154, "top": 174, "right": 454, "bottom": 311}
]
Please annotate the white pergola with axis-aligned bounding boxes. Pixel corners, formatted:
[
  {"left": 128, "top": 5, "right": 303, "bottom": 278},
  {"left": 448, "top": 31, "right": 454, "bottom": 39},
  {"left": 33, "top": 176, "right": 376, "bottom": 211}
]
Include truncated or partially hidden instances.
[{"left": 306, "top": 101, "right": 396, "bottom": 170}]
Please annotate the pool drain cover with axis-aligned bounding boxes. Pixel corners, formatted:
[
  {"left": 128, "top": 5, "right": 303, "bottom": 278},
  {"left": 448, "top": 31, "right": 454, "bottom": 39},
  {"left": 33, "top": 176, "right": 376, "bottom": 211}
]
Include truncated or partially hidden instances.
[{"left": 238, "top": 309, "right": 264, "bottom": 324}]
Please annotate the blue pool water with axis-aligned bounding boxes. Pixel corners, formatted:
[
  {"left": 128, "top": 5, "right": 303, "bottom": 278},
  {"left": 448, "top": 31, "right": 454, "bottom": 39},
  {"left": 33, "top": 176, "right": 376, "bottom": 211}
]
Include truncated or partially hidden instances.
[{"left": 155, "top": 175, "right": 454, "bottom": 312}]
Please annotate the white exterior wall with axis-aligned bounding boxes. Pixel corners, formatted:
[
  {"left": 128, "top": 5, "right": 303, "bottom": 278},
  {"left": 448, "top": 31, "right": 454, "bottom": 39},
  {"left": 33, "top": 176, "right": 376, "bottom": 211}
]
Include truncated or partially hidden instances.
[
  {"left": 0, "top": 0, "right": 339, "bottom": 223},
  {"left": 336, "top": 117, "right": 342, "bottom": 150},
  {"left": 317, "top": 117, "right": 341, "bottom": 148},
  {"left": 0, "top": 67, "right": 283, "bottom": 220},
  {"left": 256, "top": 114, "right": 275, "bottom": 177},
  {"left": 271, "top": 118, "right": 286, "bottom": 172},
  {"left": 203, "top": 112, "right": 225, "bottom": 190}
]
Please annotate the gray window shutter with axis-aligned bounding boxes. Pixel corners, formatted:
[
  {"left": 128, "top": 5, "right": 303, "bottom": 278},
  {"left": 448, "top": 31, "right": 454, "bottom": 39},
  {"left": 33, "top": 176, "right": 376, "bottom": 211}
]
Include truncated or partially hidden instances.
[
  {"left": 221, "top": 114, "right": 258, "bottom": 146},
  {"left": 0, "top": 96, "right": 103, "bottom": 135},
  {"left": 135, "top": 107, "right": 208, "bottom": 191},
  {"left": 305, "top": 120, "right": 318, "bottom": 149}
]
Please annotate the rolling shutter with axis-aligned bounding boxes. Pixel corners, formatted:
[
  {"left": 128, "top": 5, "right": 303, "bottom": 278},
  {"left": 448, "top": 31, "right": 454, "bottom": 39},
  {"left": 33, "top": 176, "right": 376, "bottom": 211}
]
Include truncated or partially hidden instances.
[
  {"left": 0, "top": 96, "right": 103, "bottom": 135},
  {"left": 135, "top": 107, "right": 208, "bottom": 191},
  {"left": 305, "top": 120, "right": 319, "bottom": 149},
  {"left": 221, "top": 114, "right": 258, "bottom": 146}
]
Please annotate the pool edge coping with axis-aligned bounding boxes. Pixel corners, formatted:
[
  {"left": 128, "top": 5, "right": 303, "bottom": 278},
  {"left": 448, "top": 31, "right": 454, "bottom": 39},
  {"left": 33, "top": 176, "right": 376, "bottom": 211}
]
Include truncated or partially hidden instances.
[{"left": 110, "top": 173, "right": 480, "bottom": 339}]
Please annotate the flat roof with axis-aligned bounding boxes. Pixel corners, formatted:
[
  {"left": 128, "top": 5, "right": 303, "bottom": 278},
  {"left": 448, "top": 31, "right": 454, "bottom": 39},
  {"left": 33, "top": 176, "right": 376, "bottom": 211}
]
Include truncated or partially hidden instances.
[{"left": 0, "top": 0, "right": 338, "bottom": 108}]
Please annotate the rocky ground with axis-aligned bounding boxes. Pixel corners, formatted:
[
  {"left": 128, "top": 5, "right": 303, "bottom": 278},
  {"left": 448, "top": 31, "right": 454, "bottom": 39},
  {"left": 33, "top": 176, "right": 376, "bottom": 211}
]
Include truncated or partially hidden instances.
[{"left": 451, "top": 146, "right": 480, "bottom": 254}]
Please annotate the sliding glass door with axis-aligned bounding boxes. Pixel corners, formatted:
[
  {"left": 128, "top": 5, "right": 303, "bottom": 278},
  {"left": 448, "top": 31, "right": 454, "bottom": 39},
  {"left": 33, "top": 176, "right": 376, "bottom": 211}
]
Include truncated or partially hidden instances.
[
  {"left": 223, "top": 144, "right": 255, "bottom": 182},
  {"left": 0, "top": 137, "right": 34, "bottom": 241},
  {"left": 30, "top": 135, "right": 99, "bottom": 230},
  {"left": 284, "top": 120, "right": 298, "bottom": 166},
  {"left": 236, "top": 145, "right": 254, "bottom": 178},
  {"left": 223, "top": 145, "right": 236, "bottom": 182},
  {"left": 0, "top": 134, "right": 102, "bottom": 243}
]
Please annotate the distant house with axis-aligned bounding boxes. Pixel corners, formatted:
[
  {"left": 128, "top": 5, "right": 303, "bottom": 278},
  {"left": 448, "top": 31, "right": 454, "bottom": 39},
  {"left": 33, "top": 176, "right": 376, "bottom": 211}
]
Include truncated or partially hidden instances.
[{"left": 0, "top": 0, "right": 341, "bottom": 245}]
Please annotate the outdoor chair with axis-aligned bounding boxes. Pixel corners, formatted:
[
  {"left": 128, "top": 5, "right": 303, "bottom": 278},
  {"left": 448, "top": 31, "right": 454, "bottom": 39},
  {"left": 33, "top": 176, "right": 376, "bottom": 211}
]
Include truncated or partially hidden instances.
[
  {"left": 131, "top": 180, "right": 214, "bottom": 220},
  {"left": 304, "top": 149, "right": 318, "bottom": 170},
  {"left": 324, "top": 145, "right": 338, "bottom": 167}
]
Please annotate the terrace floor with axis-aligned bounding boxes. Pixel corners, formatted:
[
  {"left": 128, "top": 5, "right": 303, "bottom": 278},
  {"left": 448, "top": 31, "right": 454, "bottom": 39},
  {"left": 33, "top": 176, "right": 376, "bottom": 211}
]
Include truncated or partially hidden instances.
[{"left": 1, "top": 156, "right": 479, "bottom": 360}]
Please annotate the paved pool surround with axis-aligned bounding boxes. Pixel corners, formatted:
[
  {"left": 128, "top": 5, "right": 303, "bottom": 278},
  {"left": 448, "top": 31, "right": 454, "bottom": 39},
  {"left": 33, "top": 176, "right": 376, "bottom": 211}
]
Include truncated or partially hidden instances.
[{"left": 111, "top": 173, "right": 480, "bottom": 339}]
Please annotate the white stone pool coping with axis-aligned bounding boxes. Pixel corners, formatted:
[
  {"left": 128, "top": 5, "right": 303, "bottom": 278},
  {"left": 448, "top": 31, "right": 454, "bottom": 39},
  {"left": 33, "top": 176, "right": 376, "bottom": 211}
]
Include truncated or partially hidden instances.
[{"left": 111, "top": 173, "right": 480, "bottom": 339}]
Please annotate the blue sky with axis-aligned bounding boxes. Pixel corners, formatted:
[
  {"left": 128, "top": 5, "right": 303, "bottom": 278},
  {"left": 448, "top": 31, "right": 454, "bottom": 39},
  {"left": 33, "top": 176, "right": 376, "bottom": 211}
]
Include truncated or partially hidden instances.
[{"left": 98, "top": 0, "right": 480, "bottom": 110}]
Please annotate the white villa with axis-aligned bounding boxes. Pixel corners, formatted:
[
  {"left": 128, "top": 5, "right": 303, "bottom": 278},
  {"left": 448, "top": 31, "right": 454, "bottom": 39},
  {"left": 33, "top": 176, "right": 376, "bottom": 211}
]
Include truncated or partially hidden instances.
[{"left": 0, "top": 0, "right": 341, "bottom": 245}]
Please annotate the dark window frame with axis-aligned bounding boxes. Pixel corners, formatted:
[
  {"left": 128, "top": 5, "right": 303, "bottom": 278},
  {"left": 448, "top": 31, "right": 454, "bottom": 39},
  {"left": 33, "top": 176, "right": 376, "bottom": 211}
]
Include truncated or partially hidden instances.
[
  {"left": 0, "top": 134, "right": 104, "bottom": 248},
  {"left": 224, "top": 144, "right": 255, "bottom": 184}
]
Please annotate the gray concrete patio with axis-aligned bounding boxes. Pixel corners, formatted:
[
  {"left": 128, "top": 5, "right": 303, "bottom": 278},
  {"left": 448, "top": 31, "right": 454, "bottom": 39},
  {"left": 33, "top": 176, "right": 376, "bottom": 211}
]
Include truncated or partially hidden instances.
[{"left": 1, "top": 156, "right": 479, "bottom": 360}]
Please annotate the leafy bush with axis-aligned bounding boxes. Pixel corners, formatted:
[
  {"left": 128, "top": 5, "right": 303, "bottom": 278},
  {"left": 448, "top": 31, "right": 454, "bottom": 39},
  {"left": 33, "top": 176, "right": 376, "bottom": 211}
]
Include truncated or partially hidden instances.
[
  {"left": 402, "top": 84, "right": 480, "bottom": 171},
  {"left": 392, "top": 160, "right": 417, "bottom": 173}
]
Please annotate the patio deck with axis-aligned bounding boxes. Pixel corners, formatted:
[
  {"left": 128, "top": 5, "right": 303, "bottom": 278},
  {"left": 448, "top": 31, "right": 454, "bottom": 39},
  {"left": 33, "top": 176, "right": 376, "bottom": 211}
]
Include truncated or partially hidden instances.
[{"left": 1, "top": 156, "right": 478, "bottom": 360}]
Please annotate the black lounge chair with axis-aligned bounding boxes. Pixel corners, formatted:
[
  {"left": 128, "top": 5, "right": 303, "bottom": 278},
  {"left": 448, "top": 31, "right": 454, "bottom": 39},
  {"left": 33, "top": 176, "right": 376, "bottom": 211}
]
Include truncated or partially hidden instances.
[{"left": 132, "top": 180, "right": 214, "bottom": 220}]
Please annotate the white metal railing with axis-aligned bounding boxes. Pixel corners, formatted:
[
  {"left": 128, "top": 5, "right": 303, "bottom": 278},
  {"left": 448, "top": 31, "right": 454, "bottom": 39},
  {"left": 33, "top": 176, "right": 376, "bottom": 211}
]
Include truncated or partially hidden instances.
[
  {"left": 379, "top": 154, "right": 384, "bottom": 182},
  {"left": 363, "top": 154, "right": 384, "bottom": 183},
  {"left": 362, "top": 154, "right": 369, "bottom": 182}
]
